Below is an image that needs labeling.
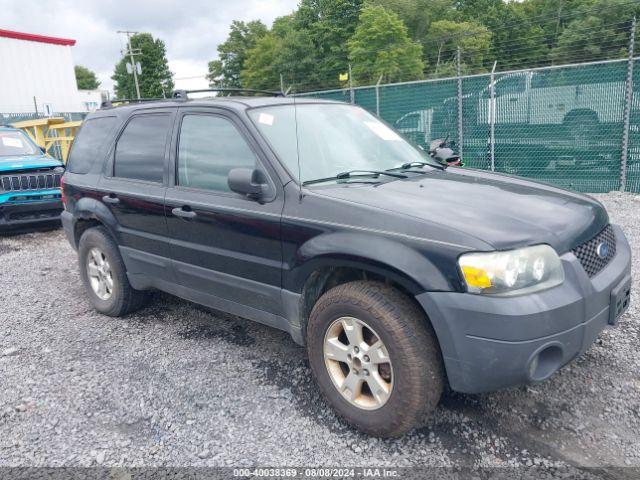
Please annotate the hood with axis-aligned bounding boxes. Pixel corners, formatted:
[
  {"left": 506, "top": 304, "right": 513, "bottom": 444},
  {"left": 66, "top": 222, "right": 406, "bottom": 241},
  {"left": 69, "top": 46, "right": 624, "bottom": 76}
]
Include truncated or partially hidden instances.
[
  {"left": 0, "top": 154, "right": 62, "bottom": 173},
  {"left": 313, "top": 168, "right": 608, "bottom": 253}
]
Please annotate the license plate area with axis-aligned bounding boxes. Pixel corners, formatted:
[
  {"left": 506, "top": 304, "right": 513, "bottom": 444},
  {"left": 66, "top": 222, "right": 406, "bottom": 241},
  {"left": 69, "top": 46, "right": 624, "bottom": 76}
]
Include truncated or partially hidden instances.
[{"left": 609, "top": 276, "right": 631, "bottom": 325}]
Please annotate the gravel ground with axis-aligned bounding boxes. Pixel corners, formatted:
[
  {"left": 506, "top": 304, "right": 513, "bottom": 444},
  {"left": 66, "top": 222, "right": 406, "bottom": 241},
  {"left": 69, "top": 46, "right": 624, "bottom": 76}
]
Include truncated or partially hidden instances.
[{"left": 0, "top": 192, "right": 638, "bottom": 476}]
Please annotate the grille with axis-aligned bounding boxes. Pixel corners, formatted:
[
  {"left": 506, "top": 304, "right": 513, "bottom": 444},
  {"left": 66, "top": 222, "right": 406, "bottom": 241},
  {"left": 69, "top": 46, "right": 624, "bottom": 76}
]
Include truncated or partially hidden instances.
[
  {"left": 572, "top": 224, "right": 616, "bottom": 277},
  {"left": 0, "top": 171, "right": 61, "bottom": 192}
]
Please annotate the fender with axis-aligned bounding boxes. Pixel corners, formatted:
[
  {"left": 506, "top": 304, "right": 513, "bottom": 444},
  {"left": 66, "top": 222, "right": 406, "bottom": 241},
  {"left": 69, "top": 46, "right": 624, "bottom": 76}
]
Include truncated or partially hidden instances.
[
  {"left": 71, "top": 196, "right": 120, "bottom": 244},
  {"left": 286, "top": 231, "right": 456, "bottom": 294}
]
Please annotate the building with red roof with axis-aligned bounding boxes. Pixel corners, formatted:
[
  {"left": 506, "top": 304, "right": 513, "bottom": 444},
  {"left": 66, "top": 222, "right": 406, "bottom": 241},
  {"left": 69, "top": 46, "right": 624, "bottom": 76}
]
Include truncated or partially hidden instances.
[{"left": 0, "top": 29, "right": 84, "bottom": 118}]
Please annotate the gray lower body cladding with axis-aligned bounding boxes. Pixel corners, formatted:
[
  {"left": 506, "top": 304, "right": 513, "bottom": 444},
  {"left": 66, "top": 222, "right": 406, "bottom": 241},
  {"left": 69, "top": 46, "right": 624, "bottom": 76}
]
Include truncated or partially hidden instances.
[{"left": 417, "top": 224, "right": 632, "bottom": 393}]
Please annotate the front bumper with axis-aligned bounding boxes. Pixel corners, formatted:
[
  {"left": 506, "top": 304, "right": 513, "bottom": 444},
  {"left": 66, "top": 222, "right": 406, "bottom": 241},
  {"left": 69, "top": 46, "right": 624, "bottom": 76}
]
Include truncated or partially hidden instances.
[
  {"left": 0, "top": 194, "right": 63, "bottom": 229},
  {"left": 416, "top": 224, "right": 632, "bottom": 393}
]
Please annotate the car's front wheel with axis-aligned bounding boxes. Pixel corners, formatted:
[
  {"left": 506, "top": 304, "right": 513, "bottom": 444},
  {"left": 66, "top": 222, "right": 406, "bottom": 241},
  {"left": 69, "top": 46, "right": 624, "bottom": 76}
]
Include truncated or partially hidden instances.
[
  {"left": 78, "top": 226, "right": 149, "bottom": 316},
  {"left": 307, "top": 281, "right": 444, "bottom": 437}
]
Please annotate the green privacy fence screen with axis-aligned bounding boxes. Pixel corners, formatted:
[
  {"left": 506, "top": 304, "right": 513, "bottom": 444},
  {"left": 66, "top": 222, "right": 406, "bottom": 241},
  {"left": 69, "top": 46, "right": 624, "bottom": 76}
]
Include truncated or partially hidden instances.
[{"left": 303, "top": 57, "right": 640, "bottom": 194}]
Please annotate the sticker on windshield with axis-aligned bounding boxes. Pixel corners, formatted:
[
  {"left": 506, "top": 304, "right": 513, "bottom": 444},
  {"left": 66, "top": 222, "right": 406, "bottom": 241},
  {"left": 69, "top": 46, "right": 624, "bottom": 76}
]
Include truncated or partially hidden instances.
[
  {"left": 1, "top": 136, "right": 24, "bottom": 148},
  {"left": 258, "top": 112, "right": 274, "bottom": 126},
  {"left": 364, "top": 121, "right": 401, "bottom": 141}
]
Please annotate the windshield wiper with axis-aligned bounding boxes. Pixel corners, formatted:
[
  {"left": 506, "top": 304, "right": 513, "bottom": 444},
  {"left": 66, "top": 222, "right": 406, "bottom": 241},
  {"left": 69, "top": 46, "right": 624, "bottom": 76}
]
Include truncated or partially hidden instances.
[
  {"left": 387, "top": 161, "right": 445, "bottom": 172},
  {"left": 302, "top": 169, "right": 407, "bottom": 186}
]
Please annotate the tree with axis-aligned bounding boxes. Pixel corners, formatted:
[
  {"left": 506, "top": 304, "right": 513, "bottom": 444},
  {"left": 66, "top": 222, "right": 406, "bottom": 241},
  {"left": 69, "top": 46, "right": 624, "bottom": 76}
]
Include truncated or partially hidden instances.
[
  {"left": 551, "top": 0, "right": 640, "bottom": 64},
  {"left": 348, "top": 5, "right": 424, "bottom": 84},
  {"left": 241, "top": 16, "right": 322, "bottom": 92},
  {"left": 112, "top": 33, "right": 173, "bottom": 99},
  {"left": 423, "top": 20, "right": 491, "bottom": 76},
  {"left": 74, "top": 65, "right": 100, "bottom": 90},
  {"left": 366, "top": 0, "right": 456, "bottom": 56},
  {"left": 240, "top": 33, "right": 282, "bottom": 90},
  {"left": 294, "top": 0, "right": 364, "bottom": 89},
  {"left": 207, "top": 20, "right": 268, "bottom": 88}
]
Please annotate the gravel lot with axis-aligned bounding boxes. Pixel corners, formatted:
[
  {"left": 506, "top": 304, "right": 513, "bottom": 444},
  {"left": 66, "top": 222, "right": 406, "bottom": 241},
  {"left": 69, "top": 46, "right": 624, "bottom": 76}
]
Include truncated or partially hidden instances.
[{"left": 0, "top": 192, "right": 638, "bottom": 475}]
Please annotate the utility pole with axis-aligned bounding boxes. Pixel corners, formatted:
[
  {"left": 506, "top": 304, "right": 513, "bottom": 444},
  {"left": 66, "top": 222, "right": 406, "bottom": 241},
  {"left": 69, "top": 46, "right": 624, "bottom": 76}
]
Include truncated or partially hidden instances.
[{"left": 117, "top": 30, "right": 142, "bottom": 99}]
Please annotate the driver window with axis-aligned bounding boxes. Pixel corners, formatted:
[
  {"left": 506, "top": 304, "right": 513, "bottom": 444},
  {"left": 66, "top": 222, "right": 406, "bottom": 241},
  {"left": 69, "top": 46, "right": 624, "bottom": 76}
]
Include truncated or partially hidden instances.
[{"left": 177, "top": 114, "right": 257, "bottom": 192}]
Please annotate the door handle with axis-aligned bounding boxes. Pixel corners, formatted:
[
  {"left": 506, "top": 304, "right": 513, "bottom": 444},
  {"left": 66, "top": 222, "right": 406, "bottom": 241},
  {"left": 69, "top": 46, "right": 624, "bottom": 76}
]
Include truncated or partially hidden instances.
[
  {"left": 172, "top": 206, "right": 197, "bottom": 219},
  {"left": 102, "top": 194, "right": 119, "bottom": 205}
]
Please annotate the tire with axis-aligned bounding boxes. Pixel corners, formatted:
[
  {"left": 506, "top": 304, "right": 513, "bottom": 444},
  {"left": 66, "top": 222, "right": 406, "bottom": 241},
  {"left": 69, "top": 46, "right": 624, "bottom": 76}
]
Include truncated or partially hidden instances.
[
  {"left": 306, "top": 281, "right": 444, "bottom": 437},
  {"left": 78, "top": 226, "right": 148, "bottom": 316}
]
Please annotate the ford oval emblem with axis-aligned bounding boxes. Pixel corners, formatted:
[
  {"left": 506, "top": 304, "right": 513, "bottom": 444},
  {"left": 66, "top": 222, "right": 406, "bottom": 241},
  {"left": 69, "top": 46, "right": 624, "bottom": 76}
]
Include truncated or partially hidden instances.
[{"left": 596, "top": 242, "right": 609, "bottom": 259}]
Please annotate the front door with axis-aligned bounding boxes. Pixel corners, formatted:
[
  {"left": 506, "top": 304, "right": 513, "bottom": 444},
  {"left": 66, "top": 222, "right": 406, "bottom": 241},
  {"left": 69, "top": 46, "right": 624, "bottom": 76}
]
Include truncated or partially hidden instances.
[
  {"left": 164, "top": 108, "right": 284, "bottom": 317},
  {"left": 98, "top": 109, "right": 175, "bottom": 282}
]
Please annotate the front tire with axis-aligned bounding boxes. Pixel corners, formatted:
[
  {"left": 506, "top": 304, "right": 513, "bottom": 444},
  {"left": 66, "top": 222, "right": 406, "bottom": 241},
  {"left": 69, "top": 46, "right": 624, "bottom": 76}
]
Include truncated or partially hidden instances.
[
  {"left": 78, "top": 226, "right": 148, "bottom": 316},
  {"left": 307, "top": 281, "right": 444, "bottom": 437}
]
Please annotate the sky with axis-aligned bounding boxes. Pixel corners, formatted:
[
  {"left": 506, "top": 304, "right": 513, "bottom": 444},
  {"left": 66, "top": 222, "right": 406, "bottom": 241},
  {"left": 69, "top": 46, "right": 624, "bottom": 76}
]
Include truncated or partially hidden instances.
[{"left": 0, "top": 0, "right": 299, "bottom": 93}]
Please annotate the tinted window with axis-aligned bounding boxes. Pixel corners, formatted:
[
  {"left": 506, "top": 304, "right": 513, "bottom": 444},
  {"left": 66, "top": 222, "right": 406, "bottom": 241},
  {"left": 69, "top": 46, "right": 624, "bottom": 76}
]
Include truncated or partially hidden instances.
[
  {"left": 114, "top": 114, "right": 171, "bottom": 183},
  {"left": 177, "top": 115, "right": 256, "bottom": 192},
  {"left": 67, "top": 117, "right": 117, "bottom": 174}
]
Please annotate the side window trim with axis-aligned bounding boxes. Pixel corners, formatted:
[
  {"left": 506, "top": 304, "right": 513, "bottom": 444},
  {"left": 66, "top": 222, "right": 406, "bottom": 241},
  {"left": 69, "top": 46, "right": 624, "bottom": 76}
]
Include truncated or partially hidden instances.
[
  {"left": 107, "top": 109, "right": 176, "bottom": 185},
  {"left": 173, "top": 109, "right": 277, "bottom": 200}
]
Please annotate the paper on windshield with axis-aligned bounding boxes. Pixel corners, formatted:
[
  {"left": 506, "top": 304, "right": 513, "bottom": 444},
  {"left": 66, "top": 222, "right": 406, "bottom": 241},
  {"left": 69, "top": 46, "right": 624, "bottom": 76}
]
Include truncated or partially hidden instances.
[
  {"left": 258, "top": 112, "right": 274, "bottom": 126},
  {"left": 1, "top": 136, "right": 24, "bottom": 148},
  {"left": 364, "top": 121, "right": 401, "bottom": 141}
]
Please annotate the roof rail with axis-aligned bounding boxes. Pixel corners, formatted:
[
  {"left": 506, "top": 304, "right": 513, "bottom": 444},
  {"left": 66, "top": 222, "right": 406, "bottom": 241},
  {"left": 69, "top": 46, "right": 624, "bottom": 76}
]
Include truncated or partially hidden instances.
[
  {"left": 100, "top": 97, "right": 167, "bottom": 109},
  {"left": 172, "top": 88, "right": 284, "bottom": 100}
]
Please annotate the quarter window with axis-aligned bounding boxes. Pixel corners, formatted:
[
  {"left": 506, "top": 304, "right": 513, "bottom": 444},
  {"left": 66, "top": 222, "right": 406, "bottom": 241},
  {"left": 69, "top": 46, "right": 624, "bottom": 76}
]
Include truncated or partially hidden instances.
[
  {"left": 114, "top": 114, "right": 172, "bottom": 183},
  {"left": 67, "top": 116, "right": 117, "bottom": 174},
  {"left": 177, "top": 114, "right": 257, "bottom": 192}
]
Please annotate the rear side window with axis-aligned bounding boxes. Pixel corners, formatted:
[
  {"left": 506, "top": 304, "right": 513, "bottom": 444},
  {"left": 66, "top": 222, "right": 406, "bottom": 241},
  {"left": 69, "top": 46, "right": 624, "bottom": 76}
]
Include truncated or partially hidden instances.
[
  {"left": 114, "top": 114, "right": 172, "bottom": 183},
  {"left": 177, "top": 114, "right": 257, "bottom": 192},
  {"left": 67, "top": 117, "right": 117, "bottom": 174}
]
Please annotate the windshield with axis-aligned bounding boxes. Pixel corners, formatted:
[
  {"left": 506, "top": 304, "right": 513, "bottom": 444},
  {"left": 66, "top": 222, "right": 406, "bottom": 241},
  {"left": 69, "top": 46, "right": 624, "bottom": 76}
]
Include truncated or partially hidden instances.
[
  {"left": 249, "top": 103, "right": 435, "bottom": 184},
  {"left": 0, "top": 130, "right": 39, "bottom": 157}
]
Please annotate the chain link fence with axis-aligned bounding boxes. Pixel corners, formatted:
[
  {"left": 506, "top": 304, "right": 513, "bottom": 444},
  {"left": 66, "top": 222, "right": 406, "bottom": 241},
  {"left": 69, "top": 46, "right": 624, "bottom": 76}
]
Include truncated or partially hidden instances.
[{"left": 303, "top": 55, "right": 640, "bottom": 194}]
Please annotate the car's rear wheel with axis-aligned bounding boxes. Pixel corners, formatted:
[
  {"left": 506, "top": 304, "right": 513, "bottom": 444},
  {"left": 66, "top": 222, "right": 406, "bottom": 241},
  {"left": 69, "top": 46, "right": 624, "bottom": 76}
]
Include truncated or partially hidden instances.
[
  {"left": 307, "top": 281, "right": 444, "bottom": 437},
  {"left": 78, "top": 226, "right": 148, "bottom": 316}
]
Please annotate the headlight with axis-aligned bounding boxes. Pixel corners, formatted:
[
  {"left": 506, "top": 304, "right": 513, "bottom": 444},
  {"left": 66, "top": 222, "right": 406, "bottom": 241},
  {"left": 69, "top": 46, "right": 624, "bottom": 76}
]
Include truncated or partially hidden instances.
[{"left": 458, "top": 245, "right": 564, "bottom": 295}]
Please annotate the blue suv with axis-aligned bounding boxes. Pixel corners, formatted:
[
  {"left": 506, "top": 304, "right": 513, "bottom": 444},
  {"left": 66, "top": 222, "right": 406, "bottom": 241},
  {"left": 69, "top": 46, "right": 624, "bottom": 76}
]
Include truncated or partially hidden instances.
[{"left": 0, "top": 126, "right": 64, "bottom": 230}]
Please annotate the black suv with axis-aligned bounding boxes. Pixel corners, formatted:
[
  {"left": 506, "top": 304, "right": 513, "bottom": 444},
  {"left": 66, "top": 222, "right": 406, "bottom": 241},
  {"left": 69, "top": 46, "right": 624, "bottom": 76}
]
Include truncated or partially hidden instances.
[{"left": 61, "top": 92, "right": 631, "bottom": 437}]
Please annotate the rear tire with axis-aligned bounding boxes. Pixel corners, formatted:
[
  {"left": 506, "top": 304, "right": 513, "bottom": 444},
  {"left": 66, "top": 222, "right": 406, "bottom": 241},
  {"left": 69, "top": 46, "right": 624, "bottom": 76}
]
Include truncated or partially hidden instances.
[
  {"left": 307, "top": 281, "right": 444, "bottom": 437},
  {"left": 78, "top": 226, "right": 149, "bottom": 316}
]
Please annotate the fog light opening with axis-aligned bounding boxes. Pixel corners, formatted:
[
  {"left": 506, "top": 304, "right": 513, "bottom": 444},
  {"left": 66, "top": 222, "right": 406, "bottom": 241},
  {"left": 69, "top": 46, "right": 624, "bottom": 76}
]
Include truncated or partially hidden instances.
[{"left": 529, "top": 345, "right": 563, "bottom": 382}]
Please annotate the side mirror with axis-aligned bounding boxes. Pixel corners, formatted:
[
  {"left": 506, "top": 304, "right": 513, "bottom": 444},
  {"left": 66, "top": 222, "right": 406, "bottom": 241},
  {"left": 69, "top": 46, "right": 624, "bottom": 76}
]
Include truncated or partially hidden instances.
[{"left": 228, "top": 168, "right": 268, "bottom": 199}]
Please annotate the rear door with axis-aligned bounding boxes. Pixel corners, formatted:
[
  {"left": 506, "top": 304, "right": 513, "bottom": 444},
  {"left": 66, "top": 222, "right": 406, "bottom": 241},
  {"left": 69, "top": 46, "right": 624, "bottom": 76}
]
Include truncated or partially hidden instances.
[
  {"left": 164, "top": 107, "right": 284, "bottom": 316},
  {"left": 98, "top": 108, "right": 176, "bottom": 282}
]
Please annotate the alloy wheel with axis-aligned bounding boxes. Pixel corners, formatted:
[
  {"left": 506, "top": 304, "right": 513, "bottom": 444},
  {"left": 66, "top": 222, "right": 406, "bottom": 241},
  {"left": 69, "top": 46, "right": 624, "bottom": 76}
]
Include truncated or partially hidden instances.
[
  {"left": 323, "top": 316, "right": 394, "bottom": 410},
  {"left": 86, "top": 248, "right": 114, "bottom": 300}
]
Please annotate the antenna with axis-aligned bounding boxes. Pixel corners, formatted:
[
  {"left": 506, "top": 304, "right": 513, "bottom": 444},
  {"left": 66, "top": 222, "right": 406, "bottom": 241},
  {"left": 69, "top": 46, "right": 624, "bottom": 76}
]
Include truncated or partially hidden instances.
[{"left": 292, "top": 92, "right": 303, "bottom": 201}]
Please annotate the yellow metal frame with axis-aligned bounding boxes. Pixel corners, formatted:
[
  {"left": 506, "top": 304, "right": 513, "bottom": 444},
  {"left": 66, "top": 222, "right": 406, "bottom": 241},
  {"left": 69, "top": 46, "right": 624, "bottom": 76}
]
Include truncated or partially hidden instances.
[{"left": 10, "top": 117, "right": 83, "bottom": 163}]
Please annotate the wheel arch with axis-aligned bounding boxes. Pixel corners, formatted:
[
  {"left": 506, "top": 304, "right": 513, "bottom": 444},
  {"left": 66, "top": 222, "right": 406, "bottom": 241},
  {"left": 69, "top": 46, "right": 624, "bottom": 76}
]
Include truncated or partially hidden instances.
[
  {"left": 70, "top": 197, "right": 119, "bottom": 248},
  {"left": 286, "top": 232, "right": 454, "bottom": 345}
]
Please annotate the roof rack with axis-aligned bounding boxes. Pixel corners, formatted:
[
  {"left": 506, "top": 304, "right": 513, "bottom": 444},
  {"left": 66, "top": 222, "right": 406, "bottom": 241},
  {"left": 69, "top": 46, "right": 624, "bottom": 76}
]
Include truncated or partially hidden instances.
[
  {"left": 172, "top": 88, "right": 284, "bottom": 100},
  {"left": 100, "top": 98, "right": 167, "bottom": 109}
]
